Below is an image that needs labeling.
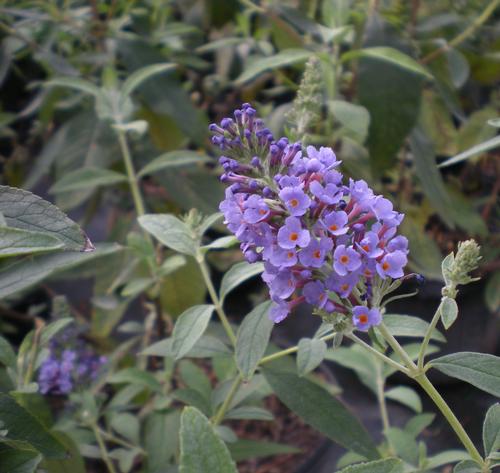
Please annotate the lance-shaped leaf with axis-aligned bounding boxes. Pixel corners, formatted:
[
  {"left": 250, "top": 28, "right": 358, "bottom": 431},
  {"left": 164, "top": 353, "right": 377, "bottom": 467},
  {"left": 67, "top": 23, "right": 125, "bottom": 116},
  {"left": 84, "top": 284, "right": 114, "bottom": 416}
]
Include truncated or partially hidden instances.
[
  {"left": 262, "top": 368, "right": 379, "bottom": 460},
  {"left": 171, "top": 305, "right": 215, "bottom": 359},
  {"left": 483, "top": 403, "right": 500, "bottom": 458},
  {"left": 297, "top": 338, "right": 327, "bottom": 376},
  {"left": 0, "top": 394, "right": 67, "bottom": 458},
  {"left": 430, "top": 352, "right": 500, "bottom": 397},
  {"left": 235, "top": 49, "right": 311, "bottom": 84},
  {"left": 0, "top": 185, "right": 92, "bottom": 251},
  {"left": 219, "top": 261, "right": 264, "bottom": 302},
  {"left": 121, "top": 63, "right": 175, "bottom": 97},
  {"left": 235, "top": 301, "right": 273, "bottom": 380},
  {"left": 138, "top": 151, "right": 211, "bottom": 177},
  {"left": 342, "top": 46, "right": 432, "bottom": 79},
  {"left": 0, "top": 243, "right": 120, "bottom": 299},
  {"left": 337, "top": 458, "right": 404, "bottom": 473},
  {"left": 379, "top": 314, "right": 445, "bottom": 341},
  {"left": 45, "top": 77, "right": 101, "bottom": 96},
  {"left": 50, "top": 167, "right": 128, "bottom": 194},
  {"left": 179, "top": 407, "right": 237, "bottom": 473},
  {"left": 138, "top": 214, "right": 197, "bottom": 256},
  {"left": 0, "top": 227, "right": 63, "bottom": 258}
]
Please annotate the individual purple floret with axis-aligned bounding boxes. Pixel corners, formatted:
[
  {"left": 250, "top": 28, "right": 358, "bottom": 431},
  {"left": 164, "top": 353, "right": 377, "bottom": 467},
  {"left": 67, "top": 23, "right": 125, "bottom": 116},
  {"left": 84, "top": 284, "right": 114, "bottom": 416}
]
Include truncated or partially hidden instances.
[
  {"left": 38, "top": 329, "right": 106, "bottom": 395},
  {"left": 210, "top": 104, "right": 409, "bottom": 330},
  {"left": 352, "top": 306, "right": 382, "bottom": 331}
]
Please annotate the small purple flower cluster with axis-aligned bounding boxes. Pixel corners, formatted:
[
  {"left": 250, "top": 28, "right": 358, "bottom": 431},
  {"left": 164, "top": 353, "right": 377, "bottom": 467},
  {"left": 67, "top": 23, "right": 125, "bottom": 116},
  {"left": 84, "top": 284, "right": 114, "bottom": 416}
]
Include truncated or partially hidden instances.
[
  {"left": 38, "top": 331, "right": 106, "bottom": 395},
  {"left": 211, "top": 104, "right": 408, "bottom": 331}
]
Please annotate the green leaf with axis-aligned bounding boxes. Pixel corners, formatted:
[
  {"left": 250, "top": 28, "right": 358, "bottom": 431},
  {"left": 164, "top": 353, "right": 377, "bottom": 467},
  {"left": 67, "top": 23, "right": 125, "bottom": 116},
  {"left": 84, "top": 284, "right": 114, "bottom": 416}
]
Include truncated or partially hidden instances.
[
  {"left": 45, "top": 77, "right": 100, "bottom": 96},
  {"left": 173, "top": 388, "right": 213, "bottom": 416},
  {"left": 227, "top": 439, "right": 299, "bottom": 462},
  {"left": 441, "top": 297, "right": 459, "bottom": 330},
  {"left": 224, "top": 406, "right": 273, "bottom": 421},
  {"left": 107, "top": 368, "right": 162, "bottom": 392},
  {"left": 49, "top": 167, "right": 128, "bottom": 194},
  {"left": 137, "top": 151, "right": 210, "bottom": 177},
  {"left": 138, "top": 214, "right": 197, "bottom": 256},
  {"left": 328, "top": 100, "right": 370, "bottom": 143},
  {"left": 202, "top": 236, "right": 239, "bottom": 252},
  {"left": 179, "top": 407, "right": 237, "bottom": 473},
  {"left": 121, "top": 63, "right": 175, "bottom": 97},
  {"left": 39, "top": 318, "right": 73, "bottom": 348},
  {"left": 235, "top": 49, "right": 311, "bottom": 84},
  {"left": 385, "top": 427, "right": 418, "bottom": 465},
  {"left": 426, "top": 450, "right": 469, "bottom": 469},
  {"left": 160, "top": 256, "right": 205, "bottom": 317},
  {"left": 430, "top": 352, "right": 500, "bottom": 397},
  {"left": 337, "top": 458, "right": 404, "bottom": 473},
  {"left": 0, "top": 444, "right": 41, "bottom": 473},
  {"left": 219, "top": 261, "right": 264, "bottom": 302},
  {"left": 343, "top": 46, "right": 432, "bottom": 79},
  {"left": 380, "top": 314, "right": 445, "bottom": 341},
  {"left": 0, "top": 243, "right": 120, "bottom": 299},
  {"left": 0, "top": 335, "right": 16, "bottom": 369},
  {"left": 454, "top": 460, "right": 481, "bottom": 473},
  {"left": 485, "top": 272, "right": 500, "bottom": 313},
  {"left": 356, "top": 16, "right": 424, "bottom": 175},
  {"left": 439, "top": 135, "right": 500, "bottom": 168},
  {"left": 0, "top": 394, "right": 66, "bottom": 458},
  {"left": 404, "top": 413, "right": 435, "bottom": 438},
  {"left": 296, "top": 338, "right": 327, "bottom": 376},
  {"left": 171, "top": 305, "right": 215, "bottom": 359},
  {"left": 483, "top": 403, "right": 500, "bottom": 457},
  {"left": 235, "top": 301, "right": 273, "bottom": 380},
  {"left": 179, "top": 360, "right": 212, "bottom": 398},
  {"left": 0, "top": 227, "right": 64, "bottom": 258},
  {"left": 0, "top": 186, "right": 91, "bottom": 252},
  {"left": 142, "top": 334, "right": 231, "bottom": 358},
  {"left": 262, "top": 368, "right": 379, "bottom": 460},
  {"left": 41, "top": 431, "right": 86, "bottom": 473},
  {"left": 110, "top": 413, "right": 140, "bottom": 444},
  {"left": 144, "top": 411, "right": 180, "bottom": 471},
  {"left": 385, "top": 386, "right": 422, "bottom": 413}
]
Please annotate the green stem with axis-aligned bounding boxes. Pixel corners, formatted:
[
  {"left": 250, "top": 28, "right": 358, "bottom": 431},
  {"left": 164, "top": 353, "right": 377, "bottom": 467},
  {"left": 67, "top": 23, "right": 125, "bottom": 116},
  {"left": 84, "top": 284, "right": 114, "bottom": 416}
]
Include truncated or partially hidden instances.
[
  {"left": 92, "top": 424, "right": 118, "bottom": 473},
  {"left": 377, "top": 322, "right": 418, "bottom": 371},
  {"left": 259, "top": 332, "right": 338, "bottom": 366},
  {"left": 212, "top": 375, "right": 243, "bottom": 425},
  {"left": 417, "top": 299, "right": 443, "bottom": 370},
  {"left": 98, "top": 427, "right": 144, "bottom": 452},
  {"left": 421, "top": 0, "right": 500, "bottom": 64},
  {"left": 415, "top": 374, "right": 486, "bottom": 467},
  {"left": 347, "top": 333, "right": 409, "bottom": 375},
  {"left": 23, "top": 325, "right": 42, "bottom": 386},
  {"left": 375, "top": 364, "right": 390, "bottom": 433},
  {"left": 117, "top": 129, "right": 147, "bottom": 217},
  {"left": 197, "top": 255, "right": 237, "bottom": 347}
]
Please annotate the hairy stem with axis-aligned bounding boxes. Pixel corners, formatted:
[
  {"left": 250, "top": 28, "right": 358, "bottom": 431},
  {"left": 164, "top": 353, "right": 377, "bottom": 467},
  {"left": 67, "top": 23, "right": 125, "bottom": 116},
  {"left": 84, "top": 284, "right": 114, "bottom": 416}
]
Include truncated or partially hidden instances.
[
  {"left": 197, "top": 255, "right": 237, "bottom": 347},
  {"left": 417, "top": 299, "right": 444, "bottom": 370},
  {"left": 212, "top": 375, "right": 243, "bottom": 425},
  {"left": 421, "top": 0, "right": 500, "bottom": 64},
  {"left": 117, "top": 129, "right": 147, "bottom": 217},
  {"left": 92, "top": 424, "right": 118, "bottom": 473},
  {"left": 377, "top": 322, "right": 418, "bottom": 371},
  {"left": 347, "top": 333, "right": 409, "bottom": 374},
  {"left": 415, "top": 374, "right": 486, "bottom": 467},
  {"left": 259, "top": 331, "right": 338, "bottom": 365}
]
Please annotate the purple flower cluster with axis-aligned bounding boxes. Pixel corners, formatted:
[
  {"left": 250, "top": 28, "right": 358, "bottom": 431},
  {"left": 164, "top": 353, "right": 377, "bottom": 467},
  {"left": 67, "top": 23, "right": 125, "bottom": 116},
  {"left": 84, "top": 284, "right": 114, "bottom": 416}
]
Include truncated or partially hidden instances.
[
  {"left": 211, "top": 104, "right": 408, "bottom": 331},
  {"left": 38, "top": 331, "right": 106, "bottom": 395}
]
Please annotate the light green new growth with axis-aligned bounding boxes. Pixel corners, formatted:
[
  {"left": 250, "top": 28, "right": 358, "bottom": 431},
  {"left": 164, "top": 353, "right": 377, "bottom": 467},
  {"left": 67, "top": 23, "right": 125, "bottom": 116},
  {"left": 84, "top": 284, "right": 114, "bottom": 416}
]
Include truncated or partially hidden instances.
[
  {"left": 286, "top": 56, "right": 322, "bottom": 142},
  {"left": 448, "top": 239, "right": 481, "bottom": 286}
]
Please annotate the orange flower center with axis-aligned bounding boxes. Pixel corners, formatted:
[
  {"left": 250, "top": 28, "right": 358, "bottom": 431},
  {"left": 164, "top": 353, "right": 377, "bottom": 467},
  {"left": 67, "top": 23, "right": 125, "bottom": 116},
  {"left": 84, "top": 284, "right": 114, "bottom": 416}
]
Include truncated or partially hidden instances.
[
  {"left": 290, "top": 232, "right": 298, "bottom": 242},
  {"left": 359, "top": 314, "right": 369, "bottom": 324},
  {"left": 341, "top": 284, "right": 349, "bottom": 291},
  {"left": 340, "top": 255, "right": 349, "bottom": 264},
  {"left": 258, "top": 209, "right": 267, "bottom": 215},
  {"left": 290, "top": 198, "right": 299, "bottom": 208},
  {"left": 364, "top": 269, "right": 372, "bottom": 277},
  {"left": 287, "top": 251, "right": 294, "bottom": 258},
  {"left": 362, "top": 245, "right": 369, "bottom": 252},
  {"left": 382, "top": 262, "right": 390, "bottom": 271},
  {"left": 313, "top": 250, "right": 321, "bottom": 259},
  {"left": 329, "top": 224, "right": 338, "bottom": 231}
]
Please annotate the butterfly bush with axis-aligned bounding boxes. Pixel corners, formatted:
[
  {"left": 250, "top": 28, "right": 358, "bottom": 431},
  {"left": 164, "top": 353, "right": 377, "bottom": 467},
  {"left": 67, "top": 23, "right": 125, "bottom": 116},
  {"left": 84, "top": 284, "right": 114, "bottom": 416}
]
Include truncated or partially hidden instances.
[
  {"left": 38, "top": 328, "right": 106, "bottom": 395},
  {"left": 210, "top": 104, "right": 409, "bottom": 331}
]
